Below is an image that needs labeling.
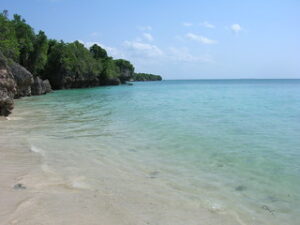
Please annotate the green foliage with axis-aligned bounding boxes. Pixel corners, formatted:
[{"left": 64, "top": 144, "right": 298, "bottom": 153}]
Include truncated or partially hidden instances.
[
  {"left": 42, "top": 40, "right": 65, "bottom": 88},
  {"left": 133, "top": 73, "right": 162, "bottom": 81},
  {"left": 89, "top": 44, "right": 108, "bottom": 59},
  {"left": 0, "top": 10, "right": 162, "bottom": 89},
  {"left": 0, "top": 11, "right": 19, "bottom": 61},
  {"left": 114, "top": 59, "right": 134, "bottom": 83},
  {"left": 29, "top": 31, "right": 48, "bottom": 75},
  {"left": 101, "top": 58, "right": 120, "bottom": 81},
  {"left": 11, "top": 14, "right": 35, "bottom": 68},
  {"left": 43, "top": 41, "right": 103, "bottom": 88}
]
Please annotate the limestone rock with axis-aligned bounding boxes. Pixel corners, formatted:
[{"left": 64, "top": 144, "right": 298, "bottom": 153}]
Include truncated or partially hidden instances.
[
  {"left": 10, "top": 61, "right": 33, "bottom": 98},
  {"left": 0, "top": 51, "right": 16, "bottom": 116},
  {"left": 31, "top": 76, "right": 52, "bottom": 95}
]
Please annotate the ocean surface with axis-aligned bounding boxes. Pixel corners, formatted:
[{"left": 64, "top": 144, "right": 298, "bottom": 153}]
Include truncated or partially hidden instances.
[{"left": 1, "top": 79, "right": 300, "bottom": 224}]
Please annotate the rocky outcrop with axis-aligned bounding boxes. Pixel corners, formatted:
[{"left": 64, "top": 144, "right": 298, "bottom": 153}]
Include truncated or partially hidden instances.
[
  {"left": 31, "top": 76, "right": 52, "bottom": 95},
  {"left": 119, "top": 68, "right": 134, "bottom": 84},
  {"left": 0, "top": 51, "right": 52, "bottom": 116},
  {"left": 106, "top": 78, "right": 121, "bottom": 86},
  {"left": 10, "top": 62, "right": 33, "bottom": 98},
  {"left": 43, "top": 79, "right": 52, "bottom": 93},
  {"left": 0, "top": 89, "right": 14, "bottom": 116},
  {"left": 0, "top": 52, "right": 16, "bottom": 116},
  {"left": 132, "top": 73, "right": 162, "bottom": 81}
]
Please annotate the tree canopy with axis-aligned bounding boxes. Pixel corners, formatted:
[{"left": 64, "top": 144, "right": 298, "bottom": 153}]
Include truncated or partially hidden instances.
[
  {"left": 133, "top": 73, "right": 162, "bottom": 81},
  {"left": 0, "top": 10, "right": 147, "bottom": 89}
]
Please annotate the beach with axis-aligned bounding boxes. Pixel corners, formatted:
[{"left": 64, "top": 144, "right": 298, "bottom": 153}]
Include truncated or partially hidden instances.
[
  {"left": 0, "top": 121, "right": 239, "bottom": 225},
  {"left": 1, "top": 80, "right": 299, "bottom": 225}
]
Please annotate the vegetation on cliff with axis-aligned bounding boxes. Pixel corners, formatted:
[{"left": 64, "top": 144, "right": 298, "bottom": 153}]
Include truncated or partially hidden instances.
[
  {"left": 0, "top": 10, "right": 162, "bottom": 116},
  {"left": 133, "top": 73, "right": 162, "bottom": 81},
  {"left": 0, "top": 10, "right": 137, "bottom": 89}
]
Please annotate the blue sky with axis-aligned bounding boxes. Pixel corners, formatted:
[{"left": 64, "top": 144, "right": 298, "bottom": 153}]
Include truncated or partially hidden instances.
[{"left": 2, "top": 0, "right": 300, "bottom": 79}]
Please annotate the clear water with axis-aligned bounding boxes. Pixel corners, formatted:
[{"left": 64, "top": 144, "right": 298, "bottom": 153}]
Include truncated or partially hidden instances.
[{"left": 3, "top": 80, "right": 300, "bottom": 224}]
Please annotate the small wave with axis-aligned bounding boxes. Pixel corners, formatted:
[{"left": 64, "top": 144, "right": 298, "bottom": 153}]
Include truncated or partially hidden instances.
[
  {"left": 30, "top": 145, "right": 45, "bottom": 157},
  {"left": 5, "top": 116, "right": 24, "bottom": 121},
  {"left": 70, "top": 176, "right": 91, "bottom": 190}
]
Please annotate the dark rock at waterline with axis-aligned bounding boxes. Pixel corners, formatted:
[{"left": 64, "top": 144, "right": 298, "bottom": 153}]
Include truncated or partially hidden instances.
[
  {"left": 0, "top": 50, "right": 52, "bottom": 116},
  {"left": 10, "top": 61, "right": 33, "bottom": 98},
  {"left": 13, "top": 183, "right": 26, "bottom": 190},
  {"left": 235, "top": 185, "right": 247, "bottom": 191},
  {"left": 0, "top": 89, "right": 14, "bottom": 116},
  {"left": 43, "top": 79, "right": 52, "bottom": 93},
  {"left": 106, "top": 78, "right": 121, "bottom": 86},
  {"left": 31, "top": 76, "right": 52, "bottom": 95},
  {"left": 0, "top": 51, "right": 16, "bottom": 116}
]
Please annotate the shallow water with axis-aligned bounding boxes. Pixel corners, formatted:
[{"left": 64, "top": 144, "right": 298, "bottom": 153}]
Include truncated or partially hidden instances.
[{"left": 1, "top": 80, "right": 300, "bottom": 225}]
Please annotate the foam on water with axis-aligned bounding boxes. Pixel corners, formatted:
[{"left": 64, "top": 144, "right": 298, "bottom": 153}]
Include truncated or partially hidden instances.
[
  {"left": 30, "top": 145, "right": 46, "bottom": 157},
  {"left": 5, "top": 116, "right": 24, "bottom": 121},
  {"left": 70, "top": 176, "right": 90, "bottom": 190}
]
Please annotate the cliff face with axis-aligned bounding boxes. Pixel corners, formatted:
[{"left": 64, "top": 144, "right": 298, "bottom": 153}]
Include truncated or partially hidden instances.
[
  {"left": 31, "top": 76, "right": 52, "bottom": 95},
  {"left": 10, "top": 61, "right": 34, "bottom": 98},
  {"left": 0, "top": 51, "right": 52, "bottom": 116},
  {"left": 0, "top": 52, "right": 16, "bottom": 116},
  {"left": 119, "top": 68, "right": 134, "bottom": 84}
]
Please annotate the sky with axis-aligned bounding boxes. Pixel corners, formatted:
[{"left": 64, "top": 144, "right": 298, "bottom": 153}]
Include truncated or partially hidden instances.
[{"left": 1, "top": 0, "right": 300, "bottom": 79}]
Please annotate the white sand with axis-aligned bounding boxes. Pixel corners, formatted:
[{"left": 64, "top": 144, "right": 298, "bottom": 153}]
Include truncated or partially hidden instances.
[{"left": 0, "top": 141, "right": 244, "bottom": 225}]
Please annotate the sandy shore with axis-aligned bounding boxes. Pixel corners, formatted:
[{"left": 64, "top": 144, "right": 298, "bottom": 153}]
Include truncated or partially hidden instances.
[
  {"left": 0, "top": 144, "right": 244, "bottom": 225},
  {"left": 0, "top": 115, "right": 244, "bottom": 225}
]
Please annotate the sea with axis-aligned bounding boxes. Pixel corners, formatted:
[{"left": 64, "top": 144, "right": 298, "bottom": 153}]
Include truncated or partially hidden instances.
[{"left": 1, "top": 79, "right": 300, "bottom": 225}]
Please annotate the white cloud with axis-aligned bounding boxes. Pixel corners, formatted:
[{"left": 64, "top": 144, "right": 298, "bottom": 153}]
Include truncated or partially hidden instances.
[
  {"left": 90, "top": 32, "right": 101, "bottom": 38},
  {"left": 186, "top": 33, "right": 218, "bottom": 44},
  {"left": 138, "top": 25, "right": 152, "bottom": 31},
  {"left": 123, "top": 41, "right": 163, "bottom": 58},
  {"left": 169, "top": 47, "right": 214, "bottom": 63},
  {"left": 182, "top": 22, "right": 193, "bottom": 27},
  {"left": 142, "top": 33, "right": 154, "bottom": 42},
  {"left": 230, "top": 24, "right": 242, "bottom": 33},
  {"left": 200, "top": 21, "right": 215, "bottom": 29}
]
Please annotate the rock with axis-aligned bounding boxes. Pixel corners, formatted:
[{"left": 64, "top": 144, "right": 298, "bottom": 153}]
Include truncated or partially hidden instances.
[
  {"left": 43, "top": 79, "right": 52, "bottom": 93},
  {"left": 119, "top": 68, "right": 133, "bottom": 84},
  {"left": 235, "top": 185, "right": 247, "bottom": 191},
  {"left": 261, "top": 205, "right": 275, "bottom": 215},
  {"left": 13, "top": 183, "right": 26, "bottom": 190},
  {"left": 0, "top": 51, "right": 17, "bottom": 116},
  {"left": 1, "top": 50, "right": 52, "bottom": 116},
  {"left": 31, "top": 76, "right": 52, "bottom": 95},
  {"left": 106, "top": 78, "right": 121, "bottom": 85},
  {"left": 149, "top": 171, "right": 160, "bottom": 179},
  {"left": 0, "top": 90, "right": 14, "bottom": 116},
  {"left": 9, "top": 61, "right": 33, "bottom": 98}
]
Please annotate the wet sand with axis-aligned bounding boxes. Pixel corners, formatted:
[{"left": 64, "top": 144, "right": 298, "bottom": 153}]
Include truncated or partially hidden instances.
[{"left": 0, "top": 134, "right": 242, "bottom": 225}]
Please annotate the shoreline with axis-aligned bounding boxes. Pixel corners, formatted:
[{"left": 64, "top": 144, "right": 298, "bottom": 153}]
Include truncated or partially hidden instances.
[
  {"left": 1, "top": 80, "right": 299, "bottom": 225},
  {"left": 0, "top": 109, "right": 243, "bottom": 225}
]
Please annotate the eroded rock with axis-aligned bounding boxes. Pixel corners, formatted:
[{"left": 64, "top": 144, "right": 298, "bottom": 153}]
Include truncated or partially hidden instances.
[
  {"left": 31, "top": 76, "right": 52, "bottom": 95},
  {"left": 0, "top": 51, "right": 17, "bottom": 116}
]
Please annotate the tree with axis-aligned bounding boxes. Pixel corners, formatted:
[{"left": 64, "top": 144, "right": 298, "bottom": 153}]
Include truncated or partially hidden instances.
[
  {"left": 29, "top": 31, "right": 48, "bottom": 75},
  {"left": 114, "top": 59, "right": 134, "bottom": 83},
  {"left": 101, "top": 58, "right": 119, "bottom": 82},
  {"left": 89, "top": 44, "right": 108, "bottom": 59},
  {"left": 12, "top": 14, "right": 35, "bottom": 68},
  {"left": 0, "top": 11, "right": 19, "bottom": 61}
]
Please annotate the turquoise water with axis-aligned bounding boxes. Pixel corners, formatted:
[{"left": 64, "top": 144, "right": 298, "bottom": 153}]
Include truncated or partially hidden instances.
[{"left": 7, "top": 80, "right": 300, "bottom": 224}]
